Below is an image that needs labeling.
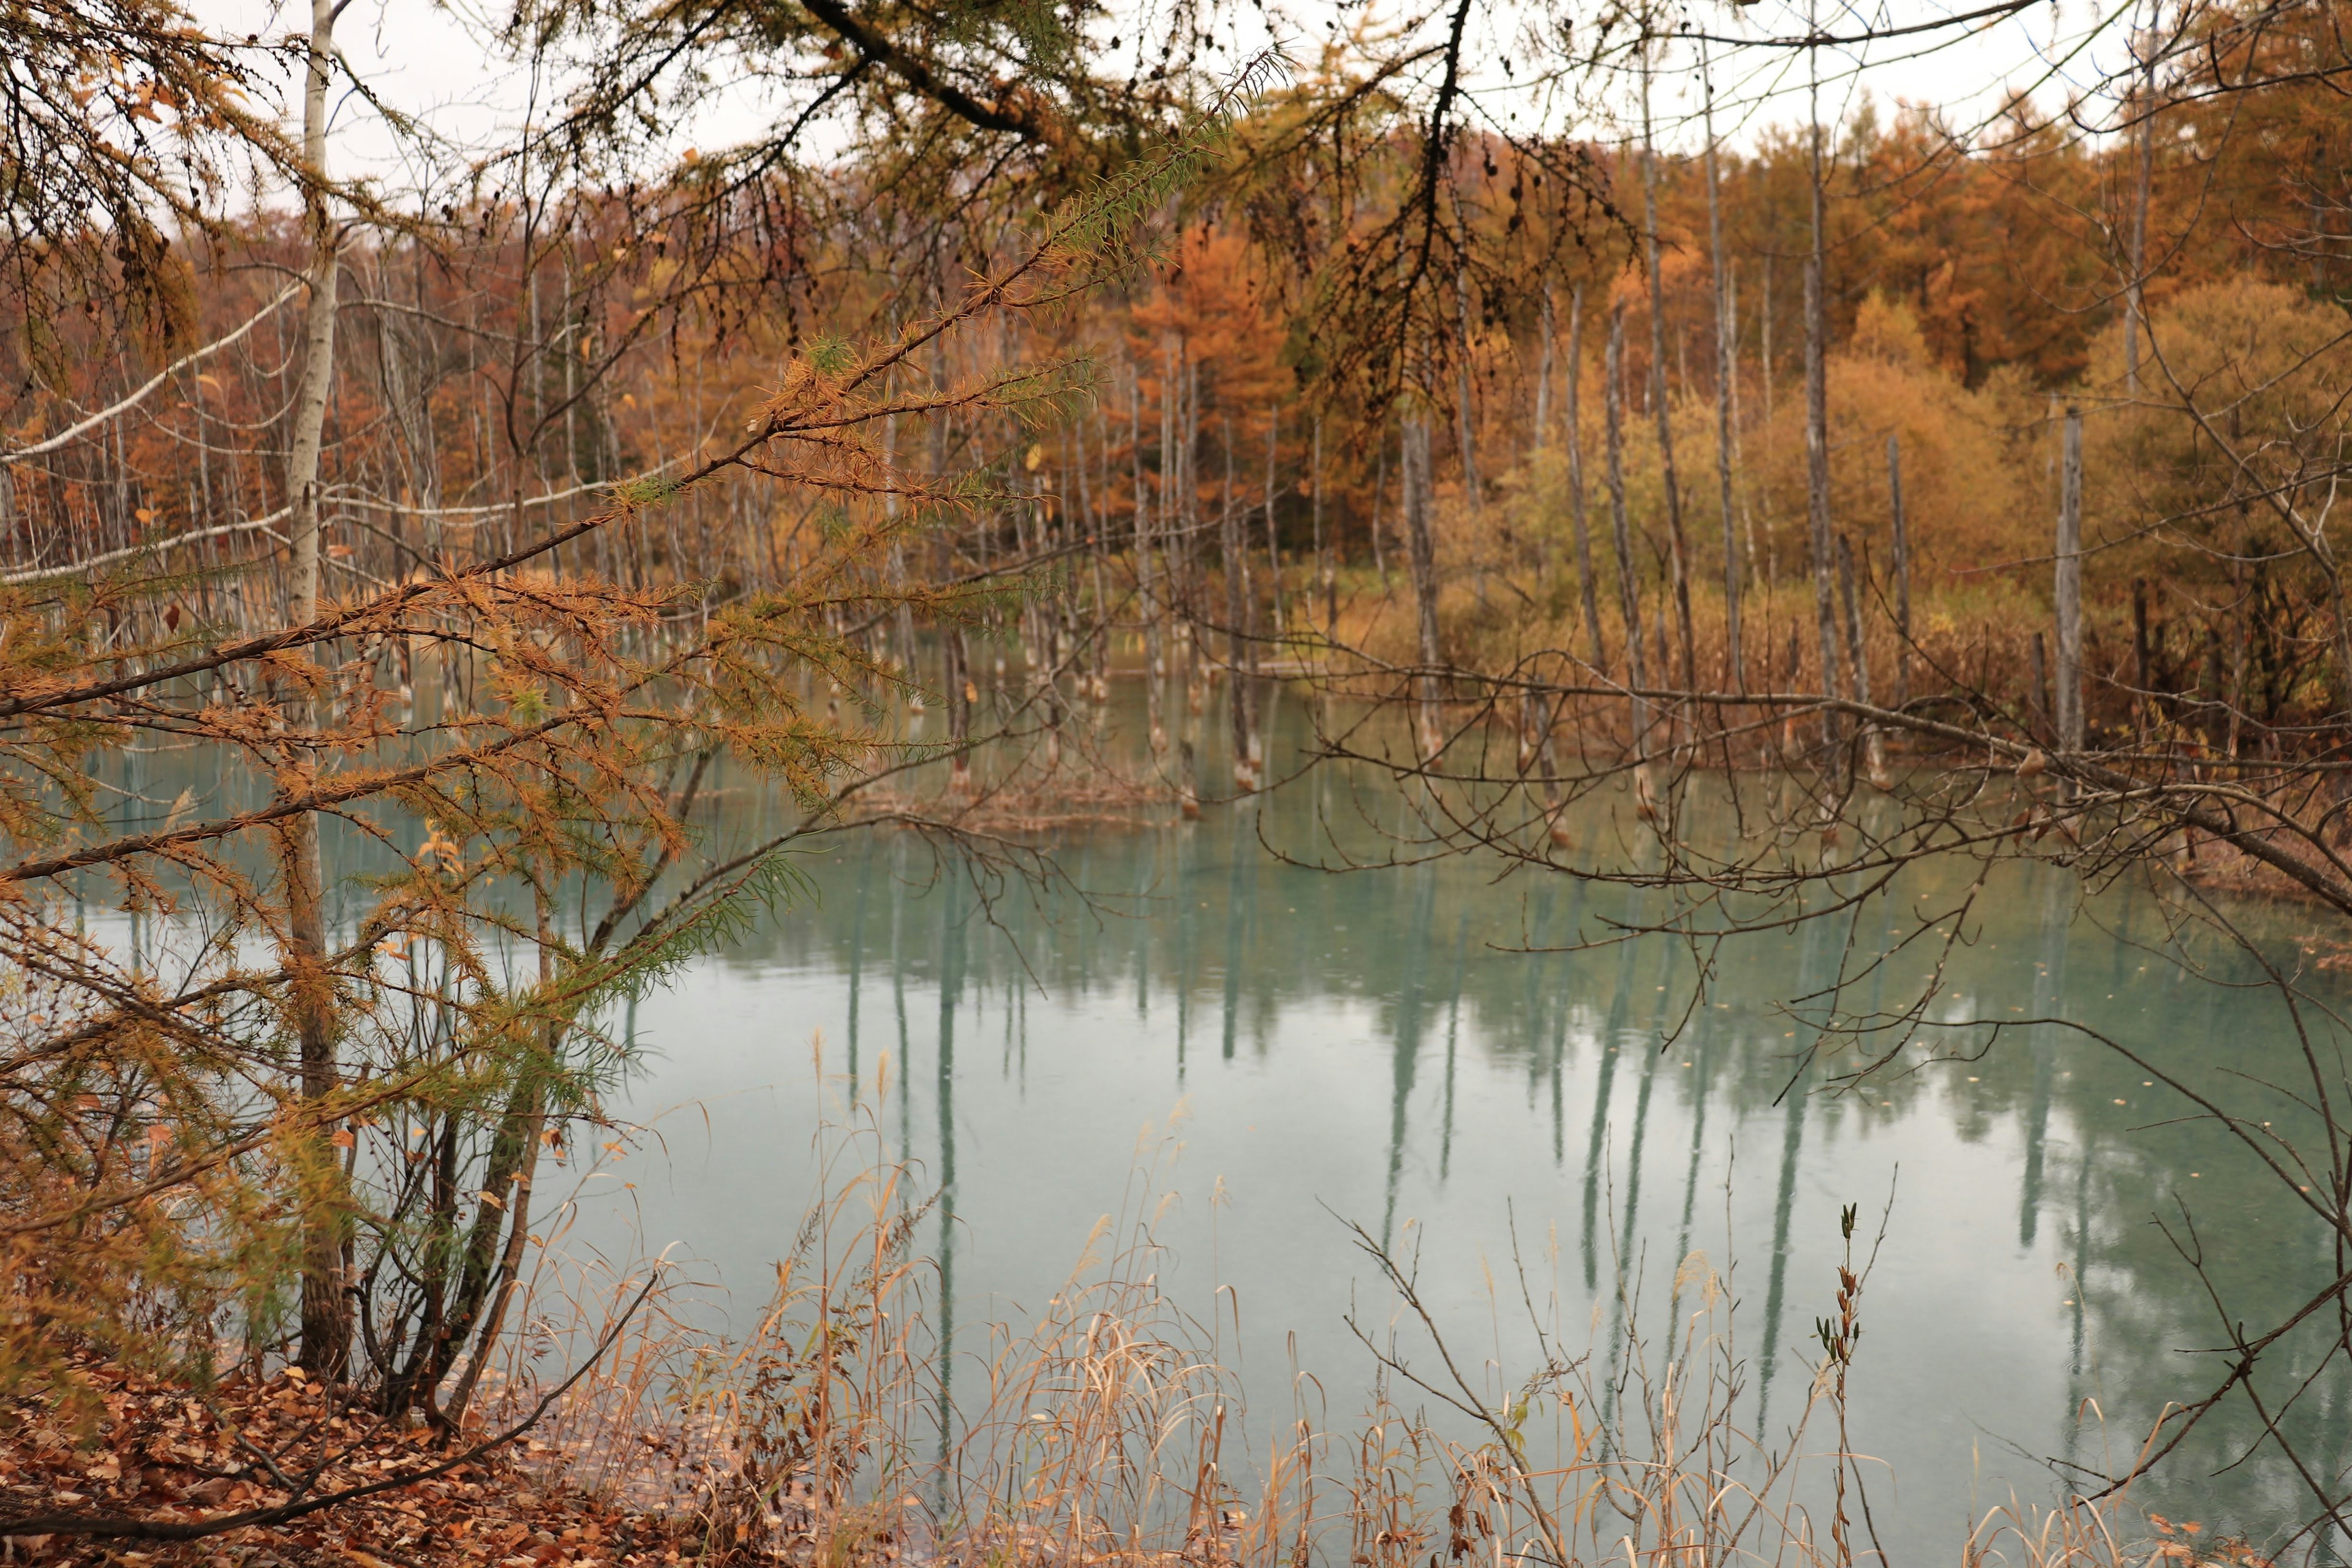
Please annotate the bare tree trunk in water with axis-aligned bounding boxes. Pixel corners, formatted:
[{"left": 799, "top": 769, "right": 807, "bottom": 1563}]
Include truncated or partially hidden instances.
[
  {"left": 1804, "top": 18, "right": 1846, "bottom": 747},
  {"left": 1221, "top": 417, "right": 1252, "bottom": 788},
  {"left": 1185, "top": 360, "right": 1207, "bottom": 718},
  {"left": 1133, "top": 370, "right": 1164, "bottom": 753},
  {"left": 1093, "top": 412, "right": 1114, "bottom": 704},
  {"left": 1033, "top": 475, "right": 1065, "bottom": 771},
  {"left": 2056, "top": 405, "right": 2086, "bottom": 758},
  {"left": 884, "top": 381, "right": 914, "bottom": 687},
  {"left": 1069, "top": 423, "right": 1093, "bottom": 695},
  {"left": 1804, "top": 253, "right": 1844, "bottom": 742},
  {"left": 1312, "top": 417, "right": 1332, "bottom": 631},
  {"left": 2032, "top": 629, "right": 2054, "bottom": 737},
  {"left": 1178, "top": 737, "right": 1200, "bottom": 818},
  {"left": 1534, "top": 282, "right": 1556, "bottom": 461},
  {"left": 1262, "top": 408, "right": 1283, "bottom": 654},
  {"left": 932, "top": 314, "right": 970, "bottom": 787},
  {"left": 2125, "top": 9, "right": 2158, "bottom": 395},
  {"left": 1400, "top": 414, "right": 1444, "bottom": 760},
  {"left": 287, "top": 0, "right": 349, "bottom": 1380},
  {"left": 1453, "top": 263, "right": 1484, "bottom": 611},
  {"left": 944, "top": 625, "right": 971, "bottom": 789},
  {"left": 1605, "top": 304, "right": 1651, "bottom": 760},
  {"left": 1702, "top": 39, "right": 1743, "bottom": 692},
  {"left": 1888, "top": 435, "right": 1912, "bottom": 711},
  {"left": 1837, "top": 535, "right": 1887, "bottom": 786},
  {"left": 1455, "top": 270, "right": 1480, "bottom": 519},
  {"left": 1640, "top": 52, "right": 1696, "bottom": 692},
  {"left": 1564, "top": 288, "right": 1604, "bottom": 669}
]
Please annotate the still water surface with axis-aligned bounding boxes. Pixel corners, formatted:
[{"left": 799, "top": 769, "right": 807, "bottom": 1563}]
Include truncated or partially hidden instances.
[{"left": 573, "top": 686, "right": 2348, "bottom": 1561}]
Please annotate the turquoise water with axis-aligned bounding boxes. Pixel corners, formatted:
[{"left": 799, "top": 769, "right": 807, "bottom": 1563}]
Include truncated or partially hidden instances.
[{"left": 574, "top": 683, "right": 2350, "bottom": 1561}]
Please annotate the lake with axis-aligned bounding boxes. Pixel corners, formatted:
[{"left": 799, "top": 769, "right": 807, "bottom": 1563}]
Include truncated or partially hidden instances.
[{"left": 545, "top": 676, "right": 2352, "bottom": 1563}]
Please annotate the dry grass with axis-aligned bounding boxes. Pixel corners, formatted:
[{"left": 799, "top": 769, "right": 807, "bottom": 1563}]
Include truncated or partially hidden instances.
[{"left": 7, "top": 1096, "right": 2266, "bottom": 1568}]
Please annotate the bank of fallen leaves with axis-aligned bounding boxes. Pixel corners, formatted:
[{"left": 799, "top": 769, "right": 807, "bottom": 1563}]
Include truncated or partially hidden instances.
[{"left": 0, "top": 1354, "right": 707, "bottom": 1566}]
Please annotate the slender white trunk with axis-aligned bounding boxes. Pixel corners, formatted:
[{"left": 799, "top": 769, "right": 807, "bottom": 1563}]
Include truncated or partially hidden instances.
[
  {"left": 1565, "top": 288, "right": 1604, "bottom": 668},
  {"left": 1838, "top": 534, "right": 1885, "bottom": 783},
  {"left": 2056, "top": 407, "right": 2085, "bottom": 753},
  {"left": 1804, "top": 24, "right": 1845, "bottom": 745},
  {"left": 1312, "top": 417, "right": 1331, "bottom": 630},
  {"left": 1534, "top": 281, "right": 1556, "bottom": 461},
  {"left": 1455, "top": 268, "right": 1481, "bottom": 519},
  {"left": 1888, "top": 435, "right": 1912, "bottom": 710},
  {"left": 287, "top": 0, "right": 342, "bottom": 627},
  {"left": 2125, "top": 10, "right": 2159, "bottom": 395},
  {"left": 1640, "top": 52, "right": 1695, "bottom": 690},
  {"left": 1262, "top": 407, "right": 1283, "bottom": 645},
  {"left": 1401, "top": 414, "right": 1444, "bottom": 758},
  {"left": 1605, "top": 304, "right": 1649, "bottom": 755},
  {"left": 1455, "top": 261, "right": 1488, "bottom": 611},
  {"left": 1221, "top": 417, "right": 1251, "bottom": 786},
  {"left": 287, "top": 0, "right": 347, "bottom": 1380},
  {"left": 1133, "top": 371, "right": 1163, "bottom": 751}
]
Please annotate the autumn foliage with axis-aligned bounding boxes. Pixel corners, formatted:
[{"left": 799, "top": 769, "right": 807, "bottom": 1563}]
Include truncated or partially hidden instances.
[{"left": 7, "top": 0, "right": 2352, "bottom": 1553}]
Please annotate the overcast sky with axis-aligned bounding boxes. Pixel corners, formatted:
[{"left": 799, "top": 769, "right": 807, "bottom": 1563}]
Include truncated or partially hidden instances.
[{"left": 208, "top": 0, "right": 2150, "bottom": 200}]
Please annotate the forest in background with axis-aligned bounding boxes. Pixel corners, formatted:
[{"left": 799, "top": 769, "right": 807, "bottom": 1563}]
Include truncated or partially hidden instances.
[{"left": 13, "top": 7, "right": 2352, "bottom": 752}]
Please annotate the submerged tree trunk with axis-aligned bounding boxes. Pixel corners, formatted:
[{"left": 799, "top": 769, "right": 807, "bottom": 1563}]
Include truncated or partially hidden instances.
[
  {"left": 1400, "top": 413, "right": 1444, "bottom": 760},
  {"left": 1837, "top": 535, "right": 1886, "bottom": 785},
  {"left": 391, "top": 1069, "right": 537, "bottom": 1419},
  {"left": 2056, "top": 405, "right": 2086, "bottom": 755}
]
